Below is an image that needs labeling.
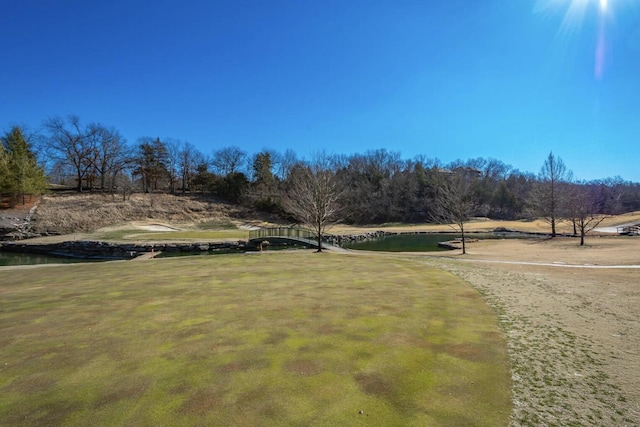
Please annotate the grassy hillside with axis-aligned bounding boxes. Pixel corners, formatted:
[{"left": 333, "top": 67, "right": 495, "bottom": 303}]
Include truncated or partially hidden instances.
[
  {"left": 32, "top": 193, "right": 250, "bottom": 235},
  {"left": 31, "top": 192, "right": 640, "bottom": 237}
]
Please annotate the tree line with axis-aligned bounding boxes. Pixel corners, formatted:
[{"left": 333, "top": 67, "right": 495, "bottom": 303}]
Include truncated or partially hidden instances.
[{"left": 2, "top": 116, "right": 640, "bottom": 237}]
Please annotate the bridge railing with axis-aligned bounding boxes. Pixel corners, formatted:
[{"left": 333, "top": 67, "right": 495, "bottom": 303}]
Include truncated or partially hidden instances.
[
  {"left": 249, "top": 227, "right": 316, "bottom": 241},
  {"left": 617, "top": 225, "right": 640, "bottom": 235}
]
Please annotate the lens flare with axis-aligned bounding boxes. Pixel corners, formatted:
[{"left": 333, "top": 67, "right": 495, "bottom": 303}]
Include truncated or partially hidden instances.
[
  {"left": 534, "top": 0, "right": 614, "bottom": 81},
  {"left": 595, "top": 0, "right": 610, "bottom": 81},
  {"left": 594, "top": 21, "right": 606, "bottom": 80}
]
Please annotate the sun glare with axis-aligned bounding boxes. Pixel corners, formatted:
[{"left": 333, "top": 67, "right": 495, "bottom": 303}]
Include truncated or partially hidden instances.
[
  {"left": 534, "top": 0, "right": 612, "bottom": 33},
  {"left": 535, "top": 0, "right": 615, "bottom": 80}
]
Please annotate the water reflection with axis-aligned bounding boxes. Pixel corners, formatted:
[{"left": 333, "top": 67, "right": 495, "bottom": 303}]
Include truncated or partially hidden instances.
[
  {"left": 0, "top": 252, "right": 106, "bottom": 267},
  {"left": 341, "top": 233, "right": 453, "bottom": 252}
]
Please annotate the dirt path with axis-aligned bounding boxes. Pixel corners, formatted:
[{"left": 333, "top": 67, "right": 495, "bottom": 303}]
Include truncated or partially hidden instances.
[{"left": 415, "top": 238, "right": 640, "bottom": 426}]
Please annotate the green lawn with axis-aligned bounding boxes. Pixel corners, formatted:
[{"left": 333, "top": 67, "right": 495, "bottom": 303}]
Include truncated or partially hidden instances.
[
  {"left": 93, "top": 229, "right": 248, "bottom": 242},
  {"left": 0, "top": 252, "right": 511, "bottom": 426}
]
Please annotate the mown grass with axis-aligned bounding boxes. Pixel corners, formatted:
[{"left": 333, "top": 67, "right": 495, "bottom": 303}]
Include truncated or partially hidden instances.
[
  {"left": 140, "top": 230, "right": 248, "bottom": 241},
  {"left": 0, "top": 252, "right": 511, "bottom": 426},
  {"left": 195, "top": 219, "right": 238, "bottom": 230},
  {"left": 93, "top": 229, "right": 248, "bottom": 242}
]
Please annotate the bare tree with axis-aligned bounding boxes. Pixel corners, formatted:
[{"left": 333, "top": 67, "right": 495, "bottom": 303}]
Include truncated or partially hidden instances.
[
  {"left": 600, "top": 176, "right": 626, "bottom": 215},
  {"left": 283, "top": 160, "right": 341, "bottom": 253},
  {"left": 165, "top": 138, "right": 182, "bottom": 194},
  {"left": 527, "top": 152, "right": 571, "bottom": 237},
  {"left": 565, "top": 183, "right": 608, "bottom": 246},
  {"left": 43, "top": 115, "right": 97, "bottom": 192},
  {"left": 274, "top": 148, "right": 298, "bottom": 180},
  {"left": 178, "top": 141, "right": 201, "bottom": 194},
  {"left": 430, "top": 172, "right": 477, "bottom": 254},
  {"left": 86, "top": 123, "right": 128, "bottom": 191},
  {"left": 212, "top": 146, "right": 247, "bottom": 176}
]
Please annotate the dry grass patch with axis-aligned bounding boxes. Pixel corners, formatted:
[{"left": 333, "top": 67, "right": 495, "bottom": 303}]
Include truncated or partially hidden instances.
[
  {"left": 411, "top": 236, "right": 640, "bottom": 426},
  {"left": 32, "top": 193, "right": 243, "bottom": 235},
  {"left": 331, "top": 211, "right": 640, "bottom": 235}
]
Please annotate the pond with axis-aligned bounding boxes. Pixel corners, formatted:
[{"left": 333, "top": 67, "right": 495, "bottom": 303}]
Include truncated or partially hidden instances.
[
  {"left": 341, "top": 233, "right": 455, "bottom": 252},
  {"left": 0, "top": 252, "right": 108, "bottom": 267},
  {"left": 341, "top": 232, "right": 540, "bottom": 252},
  {"left": 0, "top": 232, "right": 541, "bottom": 264}
]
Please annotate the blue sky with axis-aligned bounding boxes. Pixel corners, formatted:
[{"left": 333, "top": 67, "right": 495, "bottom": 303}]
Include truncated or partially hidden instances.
[{"left": 2, "top": 0, "right": 640, "bottom": 181}]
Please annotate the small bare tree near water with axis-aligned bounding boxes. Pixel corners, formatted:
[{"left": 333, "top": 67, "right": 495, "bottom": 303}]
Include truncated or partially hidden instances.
[
  {"left": 529, "top": 152, "right": 571, "bottom": 237},
  {"left": 564, "top": 183, "right": 608, "bottom": 246},
  {"left": 430, "top": 172, "right": 477, "bottom": 254},
  {"left": 283, "top": 160, "right": 341, "bottom": 253}
]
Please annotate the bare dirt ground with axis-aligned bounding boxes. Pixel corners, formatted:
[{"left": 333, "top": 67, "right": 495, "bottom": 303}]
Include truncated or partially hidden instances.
[
  {"left": 416, "top": 237, "right": 640, "bottom": 426},
  {"left": 0, "top": 199, "right": 38, "bottom": 230}
]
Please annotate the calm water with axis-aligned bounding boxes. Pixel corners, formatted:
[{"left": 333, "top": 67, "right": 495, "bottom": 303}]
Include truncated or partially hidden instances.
[
  {"left": 1, "top": 233, "right": 538, "bottom": 263},
  {"left": 341, "top": 233, "right": 456, "bottom": 252},
  {"left": 0, "top": 252, "right": 106, "bottom": 266}
]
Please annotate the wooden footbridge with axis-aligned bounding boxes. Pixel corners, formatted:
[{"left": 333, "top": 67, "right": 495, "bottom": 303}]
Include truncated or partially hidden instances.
[
  {"left": 617, "top": 224, "right": 640, "bottom": 236},
  {"left": 248, "top": 227, "right": 347, "bottom": 252}
]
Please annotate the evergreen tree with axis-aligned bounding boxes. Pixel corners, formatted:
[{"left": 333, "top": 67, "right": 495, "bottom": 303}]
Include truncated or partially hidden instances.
[
  {"left": 0, "top": 142, "right": 10, "bottom": 194},
  {"left": 251, "top": 151, "right": 278, "bottom": 211},
  {"left": 1, "top": 127, "right": 48, "bottom": 205},
  {"left": 252, "top": 151, "right": 275, "bottom": 185},
  {"left": 134, "top": 137, "right": 169, "bottom": 192}
]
